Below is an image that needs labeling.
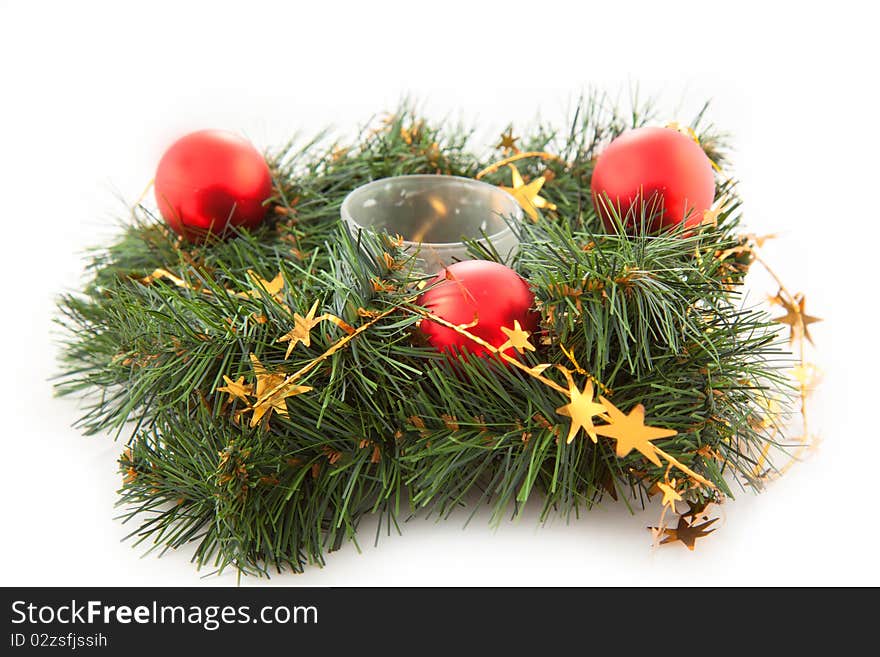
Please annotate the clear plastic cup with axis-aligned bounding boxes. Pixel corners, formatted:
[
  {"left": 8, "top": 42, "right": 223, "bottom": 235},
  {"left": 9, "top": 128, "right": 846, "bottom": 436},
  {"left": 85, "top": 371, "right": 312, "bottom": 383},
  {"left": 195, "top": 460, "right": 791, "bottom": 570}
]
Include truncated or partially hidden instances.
[{"left": 340, "top": 175, "right": 522, "bottom": 272}]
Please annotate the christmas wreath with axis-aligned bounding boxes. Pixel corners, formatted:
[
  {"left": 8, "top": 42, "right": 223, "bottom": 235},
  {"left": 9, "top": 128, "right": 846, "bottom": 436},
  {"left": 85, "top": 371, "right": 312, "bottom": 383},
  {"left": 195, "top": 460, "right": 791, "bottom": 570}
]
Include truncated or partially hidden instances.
[{"left": 56, "top": 96, "right": 819, "bottom": 576}]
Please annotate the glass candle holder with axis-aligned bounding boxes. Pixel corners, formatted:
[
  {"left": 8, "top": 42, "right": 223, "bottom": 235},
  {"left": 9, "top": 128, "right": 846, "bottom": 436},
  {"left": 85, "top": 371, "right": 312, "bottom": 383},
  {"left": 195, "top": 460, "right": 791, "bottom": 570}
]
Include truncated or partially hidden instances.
[{"left": 340, "top": 175, "right": 522, "bottom": 272}]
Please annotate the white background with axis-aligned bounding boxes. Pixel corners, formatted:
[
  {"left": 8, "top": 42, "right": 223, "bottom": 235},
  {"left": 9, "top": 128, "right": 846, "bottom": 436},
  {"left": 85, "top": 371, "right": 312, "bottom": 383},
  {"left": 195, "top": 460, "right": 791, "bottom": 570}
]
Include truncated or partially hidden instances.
[{"left": 1, "top": 0, "right": 876, "bottom": 586}]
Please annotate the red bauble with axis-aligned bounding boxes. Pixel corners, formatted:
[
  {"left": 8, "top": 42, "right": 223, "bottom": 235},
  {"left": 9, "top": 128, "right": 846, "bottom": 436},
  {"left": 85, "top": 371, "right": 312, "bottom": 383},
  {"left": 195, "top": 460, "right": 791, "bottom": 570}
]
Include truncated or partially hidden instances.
[
  {"left": 154, "top": 130, "right": 273, "bottom": 241},
  {"left": 417, "top": 260, "right": 539, "bottom": 358},
  {"left": 591, "top": 126, "right": 715, "bottom": 233}
]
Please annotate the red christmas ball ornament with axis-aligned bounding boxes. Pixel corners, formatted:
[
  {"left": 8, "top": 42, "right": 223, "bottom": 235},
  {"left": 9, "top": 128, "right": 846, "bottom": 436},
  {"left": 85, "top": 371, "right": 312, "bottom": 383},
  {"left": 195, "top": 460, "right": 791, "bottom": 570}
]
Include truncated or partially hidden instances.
[
  {"left": 154, "top": 130, "right": 273, "bottom": 241},
  {"left": 591, "top": 126, "right": 715, "bottom": 233},
  {"left": 417, "top": 260, "right": 539, "bottom": 358}
]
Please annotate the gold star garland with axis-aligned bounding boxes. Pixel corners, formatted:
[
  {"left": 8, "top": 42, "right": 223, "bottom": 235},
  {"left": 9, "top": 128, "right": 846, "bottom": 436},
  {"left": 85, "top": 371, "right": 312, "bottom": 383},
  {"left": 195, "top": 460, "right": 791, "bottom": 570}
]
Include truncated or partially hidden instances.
[
  {"left": 164, "top": 133, "right": 817, "bottom": 555},
  {"left": 137, "top": 267, "right": 361, "bottom": 427},
  {"left": 214, "top": 276, "right": 713, "bottom": 490},
  {"left": 747, "top": 238, "right": 822, "bottom": 479},
  {"left": 140, "top": 270, "right": 356, "bottom": 355},
  {"left": 247, "top": 305, "right": 400, "bottom": 418},
  {"left": 405, "top": 307, "right": 714, "bottom": 491},
  {"left": 140, "top": 268, "right": 286, "bottom": 305},
  {"left": 212, "top": 301, "right": 392, "bottom": 428},
  {"left": 648, "top": 234, "right": 823, "bottom": 550}
]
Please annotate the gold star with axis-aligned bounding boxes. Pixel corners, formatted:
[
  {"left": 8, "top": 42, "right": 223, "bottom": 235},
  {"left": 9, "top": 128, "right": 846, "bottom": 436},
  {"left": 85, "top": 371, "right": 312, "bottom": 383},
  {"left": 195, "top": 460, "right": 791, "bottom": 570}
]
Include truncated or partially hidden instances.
[
  {"left": 657, "top": 479, "right": 683, "bottom": 510},
  {"left": 792, "top": 362, "right": 821, "bottom": 390},
  {"left": 278, "top": 300, "right": 324, "bottom": 358},
  {"left": 654, "top": 516, "right": 718, "bottom": 551},
  {"left": 701, "top": 207, "right": 721, "bottom": 227},
  {"left": 500, "top": 164, "right": 557, "bottom": 222},
  {"left": 555, "top": 380, "right": 607, "bottom": 444},
  {"left": 250, "top": 354, "right": 282, "bottom": 394},
  {"left": 593, "top": 397, "right": 677, "bottom": 467},
  {"left": 215, "top": 375, "right": 253, "bottom": 403},
  {"left": 248, "top": 354, "right": 312, "bottom": 427},
  {"left": 247, "top": 270, "right": 285, "bottom": 297},
  {"left": 774, "top": 295, "right": 821, "bottom": 344},
  {"left": 496, "top": 128, "right": 519, "bottom": 152},
  {"left": 499, "top": 320, "right": 535, "bottom": 354},
  {"left": 682, "top": 499, "right": 713, "bottom": 522},
  {"left": 250, "top": 382, "right": 312, "bottom": 427}
]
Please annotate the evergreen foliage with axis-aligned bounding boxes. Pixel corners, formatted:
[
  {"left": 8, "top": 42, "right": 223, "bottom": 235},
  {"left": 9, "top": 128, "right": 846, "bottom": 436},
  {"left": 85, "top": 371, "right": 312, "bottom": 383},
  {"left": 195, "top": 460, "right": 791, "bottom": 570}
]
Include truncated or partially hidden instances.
[{"left": 56, "top": 94, "right": 791, "bottom": 576}]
